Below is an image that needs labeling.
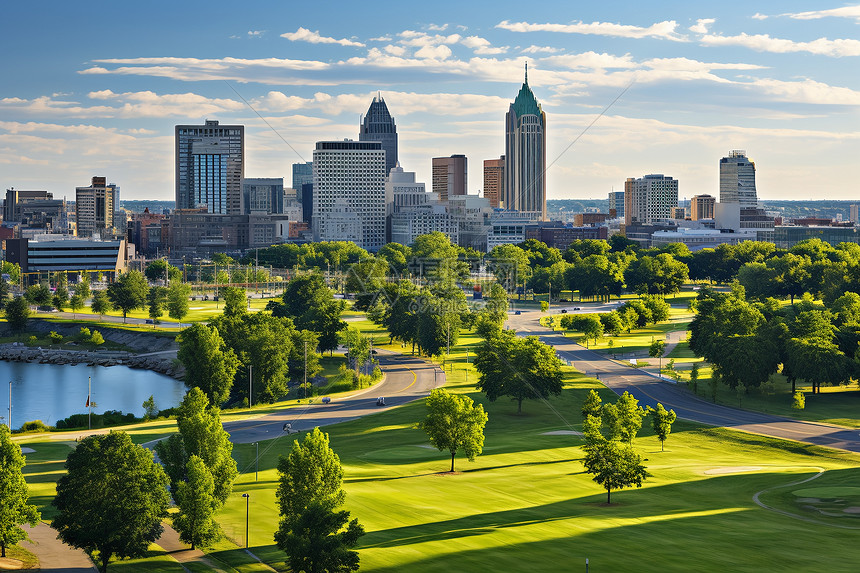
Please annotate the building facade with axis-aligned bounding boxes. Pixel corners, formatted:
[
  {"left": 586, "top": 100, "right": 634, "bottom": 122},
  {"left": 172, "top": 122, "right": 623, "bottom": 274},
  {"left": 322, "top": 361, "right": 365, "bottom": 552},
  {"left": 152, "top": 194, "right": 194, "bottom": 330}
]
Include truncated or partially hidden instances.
[
  {"left": 312, "top": 140, "right": 386, "bottom": 251},
  {"left": 292, "top": 161, "right": 313, "bottom": 191},
  {"left": 719, "top": 150, "right": 757, "bottom": 207},
  {"left": 175, "top": 120, "right": 244, "bottom": 214},
  {"left": 75, "top": 177, "right": 117, "bottom": 238},
  {"left": 608, "top": 190, "right": 625, "bottom": 220},
  {"left": 624, "top": 174, "right": 679, "bottom": 225},
  {"left": 691, "top": 194, "right": 716, "bottom": 221},
  {"left": 359, "top": 95, "right": 398, "bottom": 176},
  {"left": 242, "top": 178, "right": 284, "bottom": 215},
  {"left": 6, "top": 236, "right": 127, "bottom": 281},
  {"left": 432, "top": 155, "right": 467, "bottom": 202},
  {"left": 483, "top": 156, "right": 504, "bottom": 208},
  {"left": 504, "top": 65, "right": 546, "bottom": 220}
]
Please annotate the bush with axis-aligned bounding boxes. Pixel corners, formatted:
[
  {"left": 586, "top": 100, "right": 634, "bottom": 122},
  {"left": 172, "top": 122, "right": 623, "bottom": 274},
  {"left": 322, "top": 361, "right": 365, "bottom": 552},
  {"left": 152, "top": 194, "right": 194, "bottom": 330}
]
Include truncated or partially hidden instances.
[
  {"left": 19, "top": 420, "right": 51, "bottom": 433},
  {"left": 48, "top": 331, "right": 63, "bottom": 344},
  {"left": 27, "top": 335, "right": 38, "bottom": 346},
  {"left": 90, "top": 330, "right": 105, "bottom": 345},
  {"left": 792, "top": 391, "right": 806, "bottom": 410},
  {"left": 55, "top": 410, "right": 138, "bottom": 430},
  {"left": 78, "top": 327, "right": 91, "bottom": 341}
]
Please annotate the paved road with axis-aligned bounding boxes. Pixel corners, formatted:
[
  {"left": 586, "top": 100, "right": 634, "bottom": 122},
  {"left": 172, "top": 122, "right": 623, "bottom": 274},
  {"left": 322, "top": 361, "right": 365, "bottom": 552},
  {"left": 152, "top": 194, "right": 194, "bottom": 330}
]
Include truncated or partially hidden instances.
[
  {"left": 22, "top": 522, "right": 96, "bottom": 572},
  {"left": 508, "top": 309, "right": 860, "bottom": 454},
  {"left": 225, "top": 351, "right": 444, "bottom": 444}
]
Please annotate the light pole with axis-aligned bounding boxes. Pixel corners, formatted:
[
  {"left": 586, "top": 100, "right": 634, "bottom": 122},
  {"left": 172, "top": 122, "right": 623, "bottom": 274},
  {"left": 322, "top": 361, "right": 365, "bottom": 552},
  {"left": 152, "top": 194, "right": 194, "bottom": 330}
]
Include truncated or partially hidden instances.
[
  {"left": 87, "top": 376, "right": 91, "bottom": 430},
  {"left": 241, "top": 493, "right": 250, "bottom": 548},
  {"left": 253, "top": 442, "right": 259, "bottom": 482},
  {"left": 303, "top": 340, "right": 308, "bottom": 400},
  {"left": 7, "top": 380, "right": 11, "bottom": 432},
  {"left": 249, "top": 364, "right": 253, "bottom": 409}
]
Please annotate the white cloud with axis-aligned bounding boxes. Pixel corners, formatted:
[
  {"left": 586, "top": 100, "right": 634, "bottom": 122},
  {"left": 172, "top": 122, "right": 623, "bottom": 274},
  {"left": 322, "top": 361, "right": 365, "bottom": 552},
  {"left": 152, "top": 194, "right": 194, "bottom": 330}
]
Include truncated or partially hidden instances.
[
  {"left": 280, "top": 27, "right": 364, "bottom": 47},
  {"left": 427, "top": 23, "right": 448, "bottom": 31},
  {"left": 461, "top": 36, "right": 508, "bottom": 55},
  {"left": 369, "top": 35, "right": 392, "bottom": 42},
  {"left": 689, "top": 18, "right": 715, "bottom": 34},
  {"left": 745, "top": 77, "right": 860, "bottom": 105},
  {"left": 414, "top": 44, "right": 453, "bottom": 60},
  {"left": 752, "top": 13, "right": 768, "bottom": 20},
  {"left": 398, "top": 31, "right": 461, "bottom": 47},
  {"left": 781, "top": 6, "right": 860, "bottom": 21},
  {"left": 700, "top": 33, "right": 860, "bottom": 57},
  {"left": 521, "top": 45, "right": 562, "bottom": 54},
  {"left": 247, "top": 30, "right": 265, "bottom": 37},
  {"left": 544, "top": 51, "right": 638, "bottom": 69},
  {"left": 496, "top": 19, "right": 687, "bottom": 41},
  {"left": 384, "top": 44, "right": 407, "bottom": 56}
]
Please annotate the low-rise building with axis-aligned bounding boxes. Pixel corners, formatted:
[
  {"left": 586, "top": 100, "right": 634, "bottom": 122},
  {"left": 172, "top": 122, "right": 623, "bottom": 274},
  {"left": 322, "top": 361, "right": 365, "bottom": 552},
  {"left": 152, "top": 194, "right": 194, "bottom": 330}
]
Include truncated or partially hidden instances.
[{"left": 6, "top": 236, "right": 127, "bottom": 283}]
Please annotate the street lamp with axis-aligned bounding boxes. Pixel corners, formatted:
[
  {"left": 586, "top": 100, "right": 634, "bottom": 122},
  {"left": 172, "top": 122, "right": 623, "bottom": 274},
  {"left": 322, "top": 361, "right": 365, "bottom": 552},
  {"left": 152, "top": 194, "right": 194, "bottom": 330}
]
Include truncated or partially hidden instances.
[
  {"left": 242, "top": 493, "right": 250, "bottom": 548},
  {"left": 253, "top": 442, "right": 259, "bottom": 482}
]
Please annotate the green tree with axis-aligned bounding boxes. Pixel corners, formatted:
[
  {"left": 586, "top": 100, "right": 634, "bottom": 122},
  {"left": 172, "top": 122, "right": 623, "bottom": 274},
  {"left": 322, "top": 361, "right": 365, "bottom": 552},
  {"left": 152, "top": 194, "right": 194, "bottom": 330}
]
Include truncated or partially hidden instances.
[
  {"left": 25, "top": 283, "right": 51, "bottom": 306},
  {"left": 147, "top": 286, "right": 167, "bottom": 323},
  {"left": 51, "top": 432, "right": 169, "bottom": 573},
  {"left": 582, "top": 440, "right": 648, "bottom": 504},
  {"left": 487, "top": 244, "right": 532, "bottom": 291},
  {"left": 599, "top": 312, "right": 624, "bottom": 337},
  {"left": 222, "top": 286, "right": 247, "bottom": 317},
  {"left": 167, "top": 282, "right": 191, "bottom": 327},
  {"left": 68, "top": 294, "right": 84, "bottom": 318},
  {"left": 53, "top": 283, "right": 69, "bottom": 311},
  {"left": 144, "top": 259, "right": 181, "bottom": 283},
  {"left": 792, "top": 390, "right": 806, "bottom": 410},
  {"left": 270, "top": 274, "right": 346, "bottom": 353},
  {"left": 422, "top": 389, "right": 489, "bottom": 472},
  {"left": 142, "top": 395, "right": 157, "bottom": 421},
  {"left": 377, "top": 242, "right": 411, "bottom": 275},
  {"left": 91, "top": 290, "right": 112, "bottom": 319},
  {"left": 154, "top": 388, "right": 237, "bottom": 506},
  {"left": 4, "top": 297, "right": 29, "bottom": 332},
  {"left": 0, "top": 425, "right": 40, "bottom": 558},
  {"left": 173, "top": 455, "right": 221, "bottom": 550},
  {"left": 689, "top": 362, "right": 700, "bottom": 393},
  {"left": 107, "top": 270, "right": 149, "bottom": 322},
  {"left": 474, "top": 330, "right": 563, "bottom": 414},
  {"left": 581, "top": 389, "right": 602, "bottom": 421},
  {"left": 74, "top": 276, "right": 91, "bottom": 301},
  {"left": 649, "top": 340, "right": 666, "bottom": 372},
  {"left": 647, "top": 403, "right": 677, "bottom": 451},
  {"left": 277, "top": 503, "right": 364, "bottom": 573},
  {"left": 615, "top": 391, "right": 646, "bottom": 443},
  {"left": 177, "top": 324, "right": 240, "bottom": 405}
]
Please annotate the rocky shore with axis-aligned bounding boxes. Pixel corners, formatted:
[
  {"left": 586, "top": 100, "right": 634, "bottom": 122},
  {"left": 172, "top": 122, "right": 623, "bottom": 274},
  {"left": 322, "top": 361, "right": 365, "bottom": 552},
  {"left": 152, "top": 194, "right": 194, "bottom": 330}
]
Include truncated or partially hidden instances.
[{"left": 0, "top": 343, "right": 183, "bottom": 379}]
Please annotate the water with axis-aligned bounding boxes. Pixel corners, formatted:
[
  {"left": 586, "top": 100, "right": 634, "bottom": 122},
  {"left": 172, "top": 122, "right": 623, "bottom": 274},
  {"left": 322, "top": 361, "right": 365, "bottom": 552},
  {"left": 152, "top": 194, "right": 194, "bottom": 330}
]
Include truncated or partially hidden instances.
[{"left": 0, "top": 361, "right": 187, "bottom": 429}]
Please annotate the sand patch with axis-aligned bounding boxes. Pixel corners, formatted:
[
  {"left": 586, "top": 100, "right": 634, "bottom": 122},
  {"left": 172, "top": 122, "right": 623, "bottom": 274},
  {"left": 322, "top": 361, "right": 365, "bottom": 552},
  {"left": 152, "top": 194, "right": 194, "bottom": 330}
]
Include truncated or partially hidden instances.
[
  {"left": 703, "top": 466, "right": 762, "bottom": 475},
  {"left": 542, "top": 430, "right": 583, "bottom": 436},
  {"left": 0, "top": 558, "right": 23, "bottom": 570},
  {"left": 20, "top": 447, "right": 35, "bottom": 453}
]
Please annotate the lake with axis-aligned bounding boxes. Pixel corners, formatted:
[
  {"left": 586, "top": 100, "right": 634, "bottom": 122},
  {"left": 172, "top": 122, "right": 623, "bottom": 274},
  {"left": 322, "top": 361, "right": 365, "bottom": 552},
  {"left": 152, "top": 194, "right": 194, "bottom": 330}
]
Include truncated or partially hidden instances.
[{"left": 0, "top": 361, "right": 187, "bottom": 429}]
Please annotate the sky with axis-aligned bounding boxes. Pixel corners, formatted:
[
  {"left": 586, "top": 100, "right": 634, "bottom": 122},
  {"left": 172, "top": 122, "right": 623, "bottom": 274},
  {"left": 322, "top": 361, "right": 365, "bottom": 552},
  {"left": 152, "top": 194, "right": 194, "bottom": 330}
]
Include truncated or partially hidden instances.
[{"left": 2, "top": 1, "right": 860, "bottom": 203}]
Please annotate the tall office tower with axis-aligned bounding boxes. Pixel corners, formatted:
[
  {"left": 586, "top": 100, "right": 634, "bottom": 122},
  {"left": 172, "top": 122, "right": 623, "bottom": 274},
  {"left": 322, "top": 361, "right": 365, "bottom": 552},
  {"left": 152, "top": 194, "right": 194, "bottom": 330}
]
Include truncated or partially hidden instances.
[
  {"left": 691, "top": 194, "right": 716, "bottom": 221},
  {"left": 388, "top": 164, "right": 428, "bottom": 214},
  {"left": 624, "top": 174, "right": 679, "bottom": 225},
  {"left": 432, "top": 155, "right": 468, "bottom": 202},
  {"left": 359, "top": 95, "right": 398, "bottom": 176},
  {"left": 608, "top": 190, "right": 625, "bottom": 219},
  {"left": 75, "top": 176, "right": 116, "bottom": 237},
  {"left": 504, "top": 64, "right": 547, "bottom": 220},
  {"left": 175, "top": 120, "right": 244, "bottom": 214},
  {"left": 483, "top": 156, "right": 504, "bottom": 208},
  {"left": 242, "top": 178, "right": 284, "bottom": 214},
  {"left": 851, "top": 204, "right": 859, "bottom": 224},
  {"left": 719, "top": 150, "right": 757, "bottom": 207},
  {"left": 292, "top": 161, "right": 313, "bottom": 191},
  {"left": 313, "top": 140, "right": 386, "bottom": 251}
]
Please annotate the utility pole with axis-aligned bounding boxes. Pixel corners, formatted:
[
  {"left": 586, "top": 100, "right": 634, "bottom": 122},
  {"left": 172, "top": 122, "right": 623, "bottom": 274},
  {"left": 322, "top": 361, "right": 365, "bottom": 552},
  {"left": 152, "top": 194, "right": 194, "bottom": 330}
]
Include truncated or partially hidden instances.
[
  {"left": 87, "top": 376, "right": 91, "bottom": 430},
  {"left": 303, "top": 340, "right": 308, "bottom": 400},
  {"left": 254, "top": 442, "right": 259, "bottom": 481},
  {"left": 446, "top": 321, "right": 450, "bottom": 356},
  {"left": 7, "top": 380, "right": 11, "bottom": 432},
  {"left": 249, "top": 364, "right": 253, "bottom": 409}
]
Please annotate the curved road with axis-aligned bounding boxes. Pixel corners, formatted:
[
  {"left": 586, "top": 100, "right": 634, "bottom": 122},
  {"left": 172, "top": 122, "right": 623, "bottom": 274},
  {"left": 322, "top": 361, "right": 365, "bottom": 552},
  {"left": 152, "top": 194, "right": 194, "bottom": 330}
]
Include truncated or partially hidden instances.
[
  {"left": 225, "top": 351, "right": 443, "bottom": 444},
  {"left": 508, "top": 309, "right": 860, "bottom": 454}
]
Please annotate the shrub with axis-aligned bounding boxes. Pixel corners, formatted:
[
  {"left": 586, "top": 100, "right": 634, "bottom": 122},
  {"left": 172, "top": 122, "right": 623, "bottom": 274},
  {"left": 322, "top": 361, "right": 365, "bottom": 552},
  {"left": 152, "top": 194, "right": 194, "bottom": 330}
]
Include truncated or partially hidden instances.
[
  {"left": 27, "top": 335, "right": 38, "bottom": 346},
  {"left": 48, "top": 331, "right": 63, "bottom": 344},
  {"left": 792, "top": 391, "right": 806, "bottom": 410},
  {"left": 78, "top": 327, "right": 91, "bottom": 341},
  {"left": 19, "top": 420, "right": 51, "bottom": 433},
  {"left": 90, "top": 330, "right": 105, "bottom": 345}
]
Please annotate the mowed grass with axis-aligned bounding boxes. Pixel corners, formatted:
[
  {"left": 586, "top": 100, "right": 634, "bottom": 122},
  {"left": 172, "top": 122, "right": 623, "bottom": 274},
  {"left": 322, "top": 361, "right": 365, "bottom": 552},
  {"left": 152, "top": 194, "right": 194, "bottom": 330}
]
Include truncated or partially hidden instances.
[{"left": 216, "top": 356, "right": 860, "bottom": 573}]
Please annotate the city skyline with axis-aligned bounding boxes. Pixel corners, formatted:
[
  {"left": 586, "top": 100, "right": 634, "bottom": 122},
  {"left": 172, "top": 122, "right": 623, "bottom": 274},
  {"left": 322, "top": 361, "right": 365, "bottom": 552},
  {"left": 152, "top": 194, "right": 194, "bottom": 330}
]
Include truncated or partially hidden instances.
[{"left": 2, "top": 1, "right": 860, "bottom": 202}]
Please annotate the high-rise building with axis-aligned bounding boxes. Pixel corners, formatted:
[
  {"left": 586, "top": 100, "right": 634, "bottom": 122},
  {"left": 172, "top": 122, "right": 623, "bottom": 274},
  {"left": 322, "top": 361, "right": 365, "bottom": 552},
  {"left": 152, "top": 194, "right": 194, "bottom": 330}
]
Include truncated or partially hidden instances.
[
  {"left": 175, "top": 120, "right": 244, "bottom": 214},
  {"left": 483, "top": 156, "right": 504, "bottom": 208},
  {"left": 432, "top": 155, "right": 468, "bottom": 202},
  {"left": 850, "top": 204, "right": 859, "bottom": 224},
  {"left": 691, "top": 194, "right": 716, "bottom": 221},
  {"left": 504, "top": 64, "right": 546, "bottom": 220},
  {"left": 719, "top": 150, "right": 757, "bottom": 207},
  {"left": 312, "top": 140, "right": 386, "bottom": 251},
  {"left": 359, "top": 95, "right": 398, "bottom": 176},
  {"left": 388, "top": 165, "right": 428, "bottom": 214},
  {"left": 624, "top": 174, "right": 679, "bottom": 225},
  {"left": 608, "top": 190, "right": 625, "bottom": 219},
  {"left": 242, "top": 178, "right": 284, "bottom": 214},
  {"left": 75, "top": 177, "right": 117, "bottom": 237},
  {"left": 292, "top": 161, "right": 313, "bottom": 191}
]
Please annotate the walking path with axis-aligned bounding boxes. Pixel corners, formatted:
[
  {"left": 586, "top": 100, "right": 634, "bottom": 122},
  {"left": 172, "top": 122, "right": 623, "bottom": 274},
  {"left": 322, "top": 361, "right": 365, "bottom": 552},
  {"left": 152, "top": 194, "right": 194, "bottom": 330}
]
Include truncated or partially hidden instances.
[{"left": 21, "top": 522, "right": 96, "bottom": 572}]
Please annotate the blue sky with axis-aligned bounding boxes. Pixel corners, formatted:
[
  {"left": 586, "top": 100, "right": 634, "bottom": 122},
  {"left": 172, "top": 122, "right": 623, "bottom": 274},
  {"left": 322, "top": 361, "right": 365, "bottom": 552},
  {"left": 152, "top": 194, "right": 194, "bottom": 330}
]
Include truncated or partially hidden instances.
[{"left": 2, "top": 1, "right": 860, "bottom": 202}]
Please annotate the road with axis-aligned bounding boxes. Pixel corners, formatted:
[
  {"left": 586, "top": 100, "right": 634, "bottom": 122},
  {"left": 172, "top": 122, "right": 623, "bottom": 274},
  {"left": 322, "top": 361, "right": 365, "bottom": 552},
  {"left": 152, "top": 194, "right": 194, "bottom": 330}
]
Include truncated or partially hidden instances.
[
  {"left": 507, "top": 309, "right": 860, "bottom": 454},
  {"left": 225, "top": 351, "right": 444, "bottom": 444}
]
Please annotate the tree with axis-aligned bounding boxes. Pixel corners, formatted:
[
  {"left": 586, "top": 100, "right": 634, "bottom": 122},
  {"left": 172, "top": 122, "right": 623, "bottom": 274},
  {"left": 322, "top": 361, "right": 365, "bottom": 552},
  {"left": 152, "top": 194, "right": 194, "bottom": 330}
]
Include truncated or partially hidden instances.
[
  {"left": 599, "top": 312, "right": 624, "bottom": 337},
  {"left": 0, "top": 425, "right": 40, "bottom": 558},
  {"left": 25, "top": 283, "right": 51, "bottom": 307},
  {"left": 147, "top": 286, "right": 167, "bottom": 324},
  {"left": 649, "top": 340, "right": 666, "bottom": 373},
  {"left": 91, "top": 290, "right": 112, "bottom": 319},
  {"left": 487, "top": 244, "right": 532, "bottom": 291},
  {"left": 583, "top": 440, "right": 648, "bottom": 504},
  {"left": 173, "top": 456, "right": 221, "bottom": 550},
  {"left": 177, "top": 324, "right": 240, "bottom": 405},
  {"left": 69, "top": 294, "right": 84, "bottom": 318},
  {"left": 107, "top": 270, "right": 149, "bottom": 322},
  {"left": 167, "top": 282, "right": 191, "bottom": 327},
  {"left": 4, "top": 297, "right": 29, "bottom": 332},
  {"left": 53, "top": 283, "right": 69, "bottom": 311},
  {"left": 615, "top": 391, "right": 646, "bottom": 443},
  {"left": 222, "top": 286, "right": 247, "bottom": 317},
  {"left": 647, "top": 403, "right": 677, "bottom": 451},
  {"left": 581, "top": 389, "right": 602, "bottom": 421},
  {"left": 142, "top": 395, "right": 157, "bottom": 421},
  {"left": 422, "top": 389, "right": 489, "bottom": 472},
  {"left": 144, "top": 259, "right": 181, "bottom": 283},
  {"left": 154, "top": 388, "right": 237, "bottom": 506},
  {"left": 275, "top": 428, "right": 365, "bottom": 573},
  {"left": 74, "top": 277, "right": 91, "bottom": 301},
  {"left": 474, "top": 330, "right": 563, "bottom": 414},
  {"left": 270, "top": 274, "right": 346, "bottom": 353},
  {"left": 51, "top": 432, "right": 169, "bottom": 573}
]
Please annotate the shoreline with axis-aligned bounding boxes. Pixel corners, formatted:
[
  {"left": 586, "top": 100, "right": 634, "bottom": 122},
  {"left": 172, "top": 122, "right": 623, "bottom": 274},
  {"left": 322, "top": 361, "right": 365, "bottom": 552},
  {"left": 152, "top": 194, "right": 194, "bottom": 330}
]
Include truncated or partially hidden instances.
[{"left": 0, "top": 343, "right": 183, "bottom": 379}]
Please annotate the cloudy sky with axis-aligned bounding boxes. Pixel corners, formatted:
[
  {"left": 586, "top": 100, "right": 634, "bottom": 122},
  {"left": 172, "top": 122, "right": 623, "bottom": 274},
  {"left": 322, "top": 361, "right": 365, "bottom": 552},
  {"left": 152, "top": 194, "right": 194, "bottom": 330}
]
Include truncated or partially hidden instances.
[{"left": 2, "top": 1, "right": 860, "bottom": 202}]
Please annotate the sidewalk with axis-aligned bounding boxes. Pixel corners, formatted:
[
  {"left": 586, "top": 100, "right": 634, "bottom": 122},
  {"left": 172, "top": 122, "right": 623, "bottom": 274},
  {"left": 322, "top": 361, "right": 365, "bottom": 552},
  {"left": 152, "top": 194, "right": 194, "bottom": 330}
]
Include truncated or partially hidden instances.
[{"left": 22, "top": 522, "right": 96, "bottom": 572}]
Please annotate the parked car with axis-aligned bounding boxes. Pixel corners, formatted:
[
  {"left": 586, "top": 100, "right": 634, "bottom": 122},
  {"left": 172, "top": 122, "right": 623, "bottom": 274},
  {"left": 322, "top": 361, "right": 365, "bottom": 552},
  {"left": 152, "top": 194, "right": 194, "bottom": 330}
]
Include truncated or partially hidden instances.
[
  {"left": 573, "top": 307, "right": 581, "bottom": 311},
  {"left": 560, "top": 309, "right": 568, "bottom": 313},
  {"left": 514, "top": 310, "right": 521, "bottom": 315}
]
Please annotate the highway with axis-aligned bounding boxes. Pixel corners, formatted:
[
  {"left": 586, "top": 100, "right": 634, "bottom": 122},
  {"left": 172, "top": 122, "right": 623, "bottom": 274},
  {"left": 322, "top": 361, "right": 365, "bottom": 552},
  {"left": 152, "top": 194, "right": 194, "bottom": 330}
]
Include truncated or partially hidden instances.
[{"left": 507, "top": 308, "right": 860, "bottom": 454}]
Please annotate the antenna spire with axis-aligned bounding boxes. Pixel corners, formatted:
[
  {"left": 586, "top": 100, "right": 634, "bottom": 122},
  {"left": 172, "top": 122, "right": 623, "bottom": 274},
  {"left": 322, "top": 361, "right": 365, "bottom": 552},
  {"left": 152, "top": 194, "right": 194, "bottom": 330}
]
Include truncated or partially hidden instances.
[{"left": 525, "top": 62, "right": 528, "bottom": 83}]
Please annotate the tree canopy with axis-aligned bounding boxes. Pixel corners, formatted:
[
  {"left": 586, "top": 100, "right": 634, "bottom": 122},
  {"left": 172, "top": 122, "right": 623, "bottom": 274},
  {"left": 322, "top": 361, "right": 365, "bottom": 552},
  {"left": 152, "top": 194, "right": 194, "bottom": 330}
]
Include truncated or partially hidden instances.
[
  {"left": 177, "top": 324, "right": 240, "bottom": 405},
  {"left": 423, "top": 389, "right": 489, "bottom": 472},
  {"left": 107, "top": 271, "right": 149, "bottom": 322},
  {"left": 0, "top": 425, "right": 40, "bottom": 558}
]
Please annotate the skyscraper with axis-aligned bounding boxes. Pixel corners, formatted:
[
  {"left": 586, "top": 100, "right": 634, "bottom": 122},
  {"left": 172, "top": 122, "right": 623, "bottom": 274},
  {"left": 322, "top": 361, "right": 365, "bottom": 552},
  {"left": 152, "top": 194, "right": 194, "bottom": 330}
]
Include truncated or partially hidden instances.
[
  {"left": 504, "top": 64, "right": 546, "bottom": 220},
  {"left": 292, "top": 161, "right": 313, "bottom": 191},
  {"left": 432, "top": 155, "right": 467, "bottom": 202},
  {"left": 483, "top": 156, "right": 504, "bottom": 208},
  {"left": 719, "top": 150, "right": 757, "bottom": 207},
  {"left": 175, "top": 120, "right": 244, "bottom": 214},
  {"left": 312, "top": 140, "right": 386, "bottom": 251},
  {"left": 75, "top": 176, "right": 117, "bottom": 237},
  {"left": 359, "top": 95, "right": 398, "bottom": 176},
  {"left": 624, "top": 174, "right": 678, "bottom": 225},
  {"left": 691, "top": 194, "right": 716, "bottom": 221},
  {"left": 608, "top": 190, "right": 625, "bottom": 219}
]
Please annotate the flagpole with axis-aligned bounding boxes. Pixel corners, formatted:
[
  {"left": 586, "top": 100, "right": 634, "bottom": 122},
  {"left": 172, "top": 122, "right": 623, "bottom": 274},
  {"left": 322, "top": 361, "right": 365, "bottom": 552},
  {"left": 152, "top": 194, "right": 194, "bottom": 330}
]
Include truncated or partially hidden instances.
[
  {"left": 8, "top": 380, "right": 11, "bottom": 432},
  {"left": 87, "top": 376, "right": 91, "bottom": 430}
]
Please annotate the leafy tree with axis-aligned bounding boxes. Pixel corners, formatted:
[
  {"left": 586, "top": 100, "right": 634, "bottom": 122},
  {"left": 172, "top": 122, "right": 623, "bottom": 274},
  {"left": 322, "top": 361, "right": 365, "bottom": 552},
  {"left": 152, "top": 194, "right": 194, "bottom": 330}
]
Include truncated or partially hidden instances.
[
  {"left": 0, "top": 279, "right": 9, "bottom": 311},
  {"left": 615, "top": 391, "right": 646, "bottom": 443},
  {"left": 792, "top": 391, "right": 806, "bottom": 410},
  {"left": 4, "top": 297, "right": 29, "bottom": 332},
  {"left": 786, "top": 336, "right": 850, "bottom": 394},
  {"left": 144, "top": 259, "right": 181, "bottom": 283},
  {"left": 177, "top": 324, "right": 240, "bottom": 405},
  {"left": 647, "top": 403, "right": 677, "bottom": 451},
  {"left": 423, "top": 389, "right": 489, "bottom": 472},
  {"left": 474, "top": 330, "right": 563, "bottom": 413},
  {"left": 563, "top": 239, "right": 610, "bottom": 262},
  {"left": 599, "top": 312, "right": 624, "bottom": 337},
  {"left": 90, "top": 331, "right": 105, "bottom": 345},
  {"left": 689, "top": 362, "right": 700, "bottom": 393},
  {"left": 517, "top": 239, "right": 563, "bottom": 268},
  {"left": 222, "top": 286, "right": 247, "bottom": 317},
  {"left": 270, "top": 274, "right": 346, "bottom": 353},
  {"left": 142, "top": 396, "right": 157, "bottom": 421},
  {"left": 154, "top": 388, "right": 237, "bottom": 506},
  {"left": 625, "top": 253, "right": 689, "bottom": 295},
  {"left": 91, "top": 290, "right": 112, "bottom": 319},
  {"left": 211, "top": 253, "right": 235, "bottom": 266},
  {"left": 68, "top": 294, "right": 84, "bottom": 317},
  {"left": 74, "top": 277, "right": 91, "bottom": 301},
  {"left": 487, "top": 244, "right": 532, "bottom": 291},
  {"left": 53, "top": 283, "right": 69, "bottom": 311},
  {"left": 277, "top": 503, "right": 364, "bottom": 573},
  {"left": 582, "top": 439, "right": 648, "bottom": 504},
  {"left": 173, "top": 455, "right": 221, "bottom": 550},
  {"left": 167, "top": 282, "right": 191, "bottom": 327},
  {"left": 107, "top": 271, "right": 149, "bottom": 322},
  {"left": 52, "top": 432, "right": 169, "bottom": 573},
  {"left": 649, "top": 340, "right": 666, "bottom": 372},
  {"left": 147, "top": 286, "right": 166, "bottom": 323},
  {"left": 377, "top": 242, "right": 411, "bottom": 275},
  {"left": 25, "top": 283, "right": 51, "bottom": 306},
  {"left": 581, "top": 389, "right": 602, "bottom": 421},
  {"left": 832, "top": 292, "right": 860, "bottom": 326},
  {"left": 641, "top": 295, "right": 670, "bottom": 323},
  {"left": 0, "top": 262, "right": 20, "bottom": 286},
  {"left": 0, "top": 425, "right": 40, "bottom": 558}
]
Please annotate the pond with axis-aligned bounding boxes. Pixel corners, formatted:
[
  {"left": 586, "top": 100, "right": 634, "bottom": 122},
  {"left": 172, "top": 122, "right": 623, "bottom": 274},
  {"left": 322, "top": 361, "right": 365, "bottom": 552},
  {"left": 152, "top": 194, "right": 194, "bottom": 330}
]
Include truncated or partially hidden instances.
[{"left": 0, "top": 361, "right": 187, "bottom": 430}]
